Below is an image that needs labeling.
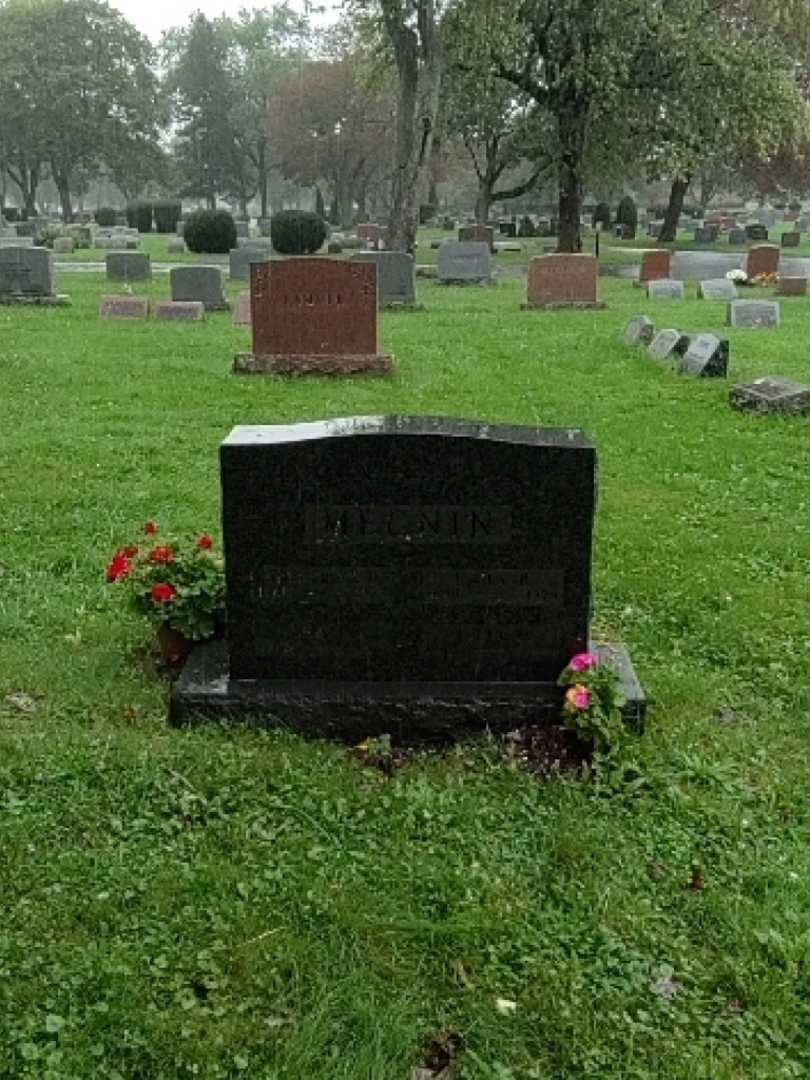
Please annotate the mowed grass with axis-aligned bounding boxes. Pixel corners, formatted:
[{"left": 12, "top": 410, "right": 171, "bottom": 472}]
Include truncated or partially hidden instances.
[{"left": 2, "top": 264, "right": 810, "bottom": 1079}]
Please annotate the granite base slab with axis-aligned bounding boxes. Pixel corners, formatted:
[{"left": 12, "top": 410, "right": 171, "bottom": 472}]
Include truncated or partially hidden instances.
[
  {"left": 170, "top": 640, "right": 646, "bottom": 744},
  {"left": 381, "top": 302, "right": 425, "bottom": 312},
  {"left": 233, "top": 352, "right": 393, "bottom": 376},
  {"left": 521, "top": 301, "right": 607, "bottom": 310},
  {"left": 0, "top": 294, "right": 70, "bottom": 306}
]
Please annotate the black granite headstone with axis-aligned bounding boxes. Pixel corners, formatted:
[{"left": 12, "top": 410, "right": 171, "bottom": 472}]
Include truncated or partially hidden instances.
[{"left": 173, "top": 417, "right": 645, "bottom": 739}]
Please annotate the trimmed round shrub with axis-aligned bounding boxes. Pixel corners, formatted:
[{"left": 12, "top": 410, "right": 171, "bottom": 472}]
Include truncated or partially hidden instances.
[
  {"left": 153, "top": 200, "right": 182, "bottom": 233},
  {"left": 126, "top": 201, "right": 153, "bottom": 233},
  {"left": 593, "top": 201, "right": 612, "bottom": 228},
  {"left": 615, "top": 195, "right": 638, "bottom": 231},
  {"left": 270, "top": 210, "right": 327, "bottom": 255},
  {"left": 95, "top": 207, "right": 117, "bottom": 227},
  {"left": 183, "top": 208, "right": 237, "bottom": 254}
]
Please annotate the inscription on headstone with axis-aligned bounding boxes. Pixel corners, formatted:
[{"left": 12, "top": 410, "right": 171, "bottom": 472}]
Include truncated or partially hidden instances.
[
  {"left": 697, "top": 279, "right": 737, "bottom": 300},
  {"left": 727, "top": 300, "right": 780, "bottom": 329},
  {"left": 647, "top": 279, "right": 685, "bottom": 300},
  {"left": 648, "top": 329, "right": 689, "bottom": 360}
]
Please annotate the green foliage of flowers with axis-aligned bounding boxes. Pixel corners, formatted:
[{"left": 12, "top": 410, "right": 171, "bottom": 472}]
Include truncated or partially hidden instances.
[
  {"left": 558, "top": 652, "right": 630, "bottom": 756},
  {"left": 106, "top": 524, "right": 224, "bottom": 640}
]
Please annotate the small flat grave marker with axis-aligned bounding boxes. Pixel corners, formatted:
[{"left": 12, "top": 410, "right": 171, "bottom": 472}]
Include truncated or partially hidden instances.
[
  {"left": 154, "top": 300, "right": 205, "bottom": 321},
  {"left": 679, "top": 334, "right": 729, "bottom": 378},
  {"left": 777, "top": 277, "right": 807, "bottom": 297},
  {"left": 623, "top": 315, "right": 655, "bottom": 346},
  {"left": 730, "top": 376, "right": 810, "bottom": 415},
  {"left": 727, "top": 300, "right": 780, "bottom": 329},
  {"left": 648, "top": 329, "right": 689, "bottom": 360},
  {"left": 647, "top": 279, "right": 685, "bottom": 300},
  {"left": 99, "top": 295, "right": 149, "bottom": 319},
  {"left": 698, "top": 279, "right": 737, "bottom": 300}
]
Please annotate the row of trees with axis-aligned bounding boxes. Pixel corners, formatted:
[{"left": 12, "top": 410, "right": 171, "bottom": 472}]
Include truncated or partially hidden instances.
[{"left": 1, "top": 0, "right": 809, "bottom": 251}]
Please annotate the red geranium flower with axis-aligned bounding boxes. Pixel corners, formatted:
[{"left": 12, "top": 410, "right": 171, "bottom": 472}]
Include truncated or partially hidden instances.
[
  {"left": 106, "top": 552, "right": 131, "bottom": 582},
  {"left": 151, "top": 582, "right": 176, "bottom": 603},
  {"left": 197, "top": 534, "right": 213, "bottom": 550},
  {"left": 148, "top": 545, "right": 173, "bottom": 564},
  {"left": 123, "top": 544, "right": 139, "bottom": 558},
  {"left": 144, "top": 521, "right": 158, "bottom": 535}
]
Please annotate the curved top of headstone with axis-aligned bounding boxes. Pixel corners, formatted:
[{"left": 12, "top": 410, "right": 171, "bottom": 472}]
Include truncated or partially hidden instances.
[{"left": 222, "top": 416, "right": 594, "bottom": 449}]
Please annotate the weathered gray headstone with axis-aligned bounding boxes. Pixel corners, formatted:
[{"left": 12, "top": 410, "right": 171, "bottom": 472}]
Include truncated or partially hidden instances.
[
  {"left": 154, "top": 300, "right": 205, "bottom": 321},
  {"left": 730, "top": 376, "right": 810, "bottom": 415},
  {"left": 745, "top": 224, "right": 769, "bottom": 241},
  {"left": 52, "top": 237, "right": 75, "bottom": 254},
  {"left": 623, "top": 316, "right": 655, "bottom": 346},
  {"left": 0, "top": 246, "right": 54, "bottom": 297},
  {"left": 0, "top": 236, "right": 34, "bottom": 248},
  {"left": 437, "top": 241, "right": 492, "bottom": 284},
  {"left": 229, "top": 244, "right": 271, "bottom": 281},
  {"left": 170, "top": 265, "right": 228, "bottom": 310},
  {"left": 679, "top": 333, "right": 729, "bottom": 378},
  {"left": 728, "top": 228, "right": 747, "bottom": 245},
  {"left": 694, "top": 227, "right": 717, "bottom": 243},
  {"left": 232, "top": 291, "right": 251, "bottom": 325},
  {"left": 697, "top": 278, "right": 737, "bottom": 300},
  {"left": 781, "top": 232, "right": 800, "bottom": 248},
  {"left": 99, "top": 295, "right": 149, "bottom": 319},
  {"left": 648, "top": 329, "right": 690, "bottom": 360},
  {"left": 647, "top": 279, "right": 685, "bottom": 300},
  {"left": 106, "top": 252, "right": 151, "bottom": 282},
  {"left": 727, "top": 300, "right": 780, "bottom": 329},
  {"left": 350, "top": 251, "right": 420, "bottom": 308},
  {"left": 167, "top": 237, "right": 186, "bottom": 254},
  {"left": 235, "top": 220, "right": 250, "bottom": 238}
]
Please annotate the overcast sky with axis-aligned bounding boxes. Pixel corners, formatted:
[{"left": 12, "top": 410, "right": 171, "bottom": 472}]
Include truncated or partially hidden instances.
[{"left": 111, "top": 0, "right": 338, "bottom": 42}]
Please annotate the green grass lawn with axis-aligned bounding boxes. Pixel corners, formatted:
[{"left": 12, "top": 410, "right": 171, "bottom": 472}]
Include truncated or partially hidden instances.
[{"left": 2, "top": 269, "right": 810, "bottom": 1078}]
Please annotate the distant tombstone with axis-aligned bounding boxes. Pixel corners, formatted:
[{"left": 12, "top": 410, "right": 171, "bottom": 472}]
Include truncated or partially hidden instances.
[
  {"left": 170, "top": 265, "right": 228, "bottom": 310},
  {"left": 623, "top": 315, "right": 655, "bottom": 346},
  {"left": 647, "top": 279, "right": 685, "bottom": 300},
  {"left": 235, "top": 220, "right": 250, "bottom": 239},
  {"left": 0, "top": 236, "right": 34, "bottom": 248},
  {"left": 745, "top": 223, "right": 769, "bottom": 242},
  {"left": 429, "top": 239, "right": 442, "bottom": 250},
  {"left": 229, "top": 244, "right": 271, "bottom": 281},
  {"left": 727, "top": 300, "right": 780, "bottom": 329},
  {"left": 233, "top": 257, "right": 392, "bottom": 376},
  {"left": 441, "top": 216, "right": 455, "bottom": 230},
  {"left": 730, "top": 376, "right": 810, "bottom": 415},
  {"left": 349, "top": 251, "right": 421, "bottom": 309},
  {"left": 154, "top": 300, "right": 205, "bottom": 321},
  {"left": 458, "top": 224, "right": 495, "bottom": 251},
  {"left": 745, "top": 244, "right": 780, "bottom": 278},
  {"left": 357, "top": 223, "right": 383, "bottom": 248},
  {"left": 614, "top": 224, "right": 636, "bottom": 240},
  {"left": 648, "top": 329, "right": 689, "bottom": 360},
  {"left": 523, "top": 254, "right": 603, "bottom": 309},
  {"left": 327, "top": 242, "right": 343, "bottom": 254},
  {"left": 728, "top": 228, "right": 747, "bottom": 245},
  {"left": 0, "top": 246, "right": 65, "bottom": 304},
  {"left": 167, "top": 237, "right": 186, "bottom": 254},
  {"left": 639, "top": 249, "right": 672, "bottom": 284},
  {"left": 697, "top": 279, "right": 737, "bottom": 300},
  {"left": 695, "top": 227, "right": 717, "bottom": 243},
  {"left": 437, "top": 241, "right": 492, "bottom": 285},
  {"left": 500, "top": 221, "right": 517, "bottom": 237},
  {"left": 171, "top": 416, "right": 646, "bottom": 734},
  {"left": 99, "top": 295, "right": 149, "bottom": 319},
  {"left": 781, "top": 232, "right": 800, "bottom": 248},
  {"left": 679, "top": 333, "right": 729, "bottom": 378},
  {"left": 106, "top": 252, "right": 151, "bottom": 282},
  {"left": 257, "top": 218, "right": 271, "bottom": 237},
  {"left": 232, "top": 291, "right": 251, "bottom": 325},
  {"left": 52, "top": 237, "right": 75, "bottom": 254},
  {"left": 777, "top": 277, "right": 808, "bottom": 297}
]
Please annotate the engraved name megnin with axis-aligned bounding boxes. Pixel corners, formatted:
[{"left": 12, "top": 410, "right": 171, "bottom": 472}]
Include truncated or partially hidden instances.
[{"left": 306, "top": 505, "right": 512, "bottom": 545}]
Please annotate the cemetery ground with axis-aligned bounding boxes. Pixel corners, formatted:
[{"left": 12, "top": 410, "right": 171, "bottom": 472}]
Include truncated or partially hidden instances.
[{"left": 2, "top": 263, "right": 810, "bottom": 1079}]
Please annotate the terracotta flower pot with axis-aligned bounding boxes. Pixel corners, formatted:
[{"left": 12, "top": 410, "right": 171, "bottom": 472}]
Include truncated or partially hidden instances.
[{"left": 156, "top": 624, "right": 193, "bottom": 669}]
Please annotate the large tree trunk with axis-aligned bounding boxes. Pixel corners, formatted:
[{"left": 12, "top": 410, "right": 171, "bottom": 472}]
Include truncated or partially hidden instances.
[
  {"left": 659, "top": 174, "right": 690, "bottom": 242},
  {"left": 475, "top": 180, "right": 493, "bottom": 224},
  {"left": 53, "top": 164, "right": 73, "bottom": 223},
  {"left": 556, "top": 103, "right": 586, "bottom": 252},
  {"left": 384, "top": 0, "right": 443, "bottom": 255}
]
